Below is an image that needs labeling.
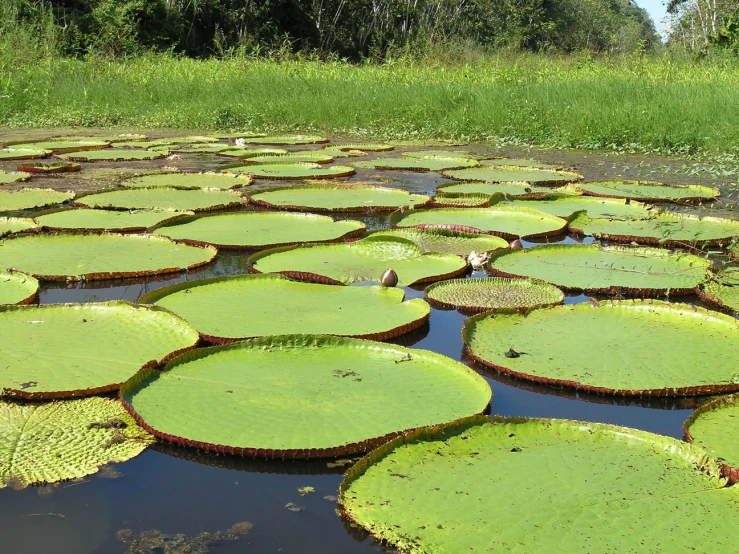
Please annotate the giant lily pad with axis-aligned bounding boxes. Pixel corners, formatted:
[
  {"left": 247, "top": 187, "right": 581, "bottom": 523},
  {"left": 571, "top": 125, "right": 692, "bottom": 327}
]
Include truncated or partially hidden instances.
[
  {"left": 0, "top": 301, "right": 199, "bottom": 398},
  {"left": 684, "top": 394, "right": 739, "bottom": 482},
  {"left": 0, "top": 171, "right": 30, "bottom": 184},
  {"left": 436, "top": 181, "right": 542, "bottom": 198},
  {"left": 120, "top": 335, "right": 490, "bottom": 458},
  {"left": 139, "top": 273, "right": 429, "bottom": 342},
  {"left": 326, "top": 143, "right": 393, "bottom": 152},
  {"left": 217, "top": 147, "right": 287, "bottom": 158},
  {"left": 16, "top": 161, "right": 80, "bottom": 174},
  {"left": 0, "top": 189, "right": 74, "bottom": 212},
  {"left": 0, "top": 270, "right": 39, "bottom": 305},
  {"left": 0, "top": 217, "right": 36, "bottom": 237},
  {"left": 154, "top": 212, "right": 365, "bottom": 249},
  {"left": 249, "top": 236, "right": 467, "bottom": 286},
  {"left": 504, "top": 196, "right": 653, "bottom": 220},
  {"left": 443, "top": 167, "right": 583, "bottom": 185},
  {"left": 340, "top": 415, "right": 739, "bottom": 553},
  {"left": 390, "top": 206, "right": 567, "bottom": 240},
  {"left": 402, "top": 150, "right": 473, "bottom": 160},
  {"left": 569, "top": 212, "right": 739, "bottom": 246},
  {"left": 430, "top": 192, "right": 492, "bottom": 208},
  {"left": 18, "top": 140, "right": 110, "bottom": 154},
  {"left": 233, "top": 162, "right": 354, "bottom": 180},
  {"left": 576, "top": 180, "right": 719, "bottom": 203},
  {"left": 247, "top": 184, "right": 429, "bottom": 212},
  {"left": 123, "top": 172, "right": 252, "bottom": 190},
  {"left": 238, "top": 152, "right": 334, "bottom": 164},
  {"left": 35, "top": 209, "right": 190, "bottom": 233},
  {"left": 489, "top": 244, "right": 710, "bottom": 295},
  {"left": 353, "top": 157, "right": 478, "bottom": 172},
  {"left": 171, "top": 143, "right": 232, "bottom": 154},
  {"left": 0, "top": 397, "right": 154, "bottom": 489},
  {"left": 481, "top": 157, "right": 565, "bottom": 169},
  {"left": 59, "top": 150, "right": 169, "bottom": 162},
  {"left": 0, "top": 234, "right": 216, "bottom": 281},
  {"left": 463, "top": 300, "right": 739, "bottom": 396},
  {"left": 111, "top": 140, "right": 175, "bottom": 149},
  {"left": 698, "top": 269, "right": 739, "bottom": 313},
  {"left": 368, "top": 228, "right": 508, "bottom": 256},
  {"left": 246, "top": 135, "right": 328, "bottom": 145},
  {"left": 74, "top": 188, "right": 244, "bottom": 212},
  {"left": 0, "top": 147, "right": 50, "bottom": 160},
  {"left": 425, "top": 277, "right": 563, "bottom": 313}
]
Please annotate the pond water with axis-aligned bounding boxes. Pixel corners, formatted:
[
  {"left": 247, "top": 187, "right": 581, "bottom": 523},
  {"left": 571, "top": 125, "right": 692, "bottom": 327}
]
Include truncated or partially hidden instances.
[{"left": 0, "top": 134, "right": 733, "bottom": 553}]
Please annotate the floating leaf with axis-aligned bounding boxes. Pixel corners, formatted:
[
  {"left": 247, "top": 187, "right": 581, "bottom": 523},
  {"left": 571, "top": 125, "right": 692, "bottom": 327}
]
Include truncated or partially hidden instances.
[
  {"left": 121, "top": 335, "right": 490, "bottom": 458},
  {"left": 123, "top": 172, "right": 252, "bottom": 190},
  {"left": 111, "top": 140, "right": 175, "bottom": 149},
  {"left": 425, "top": 277, "right": 563, "bottom": 313},
  {"left": 430, "top": 192, "right": 491, "bottom": 208},
  {"left": 503, "top": 195, "right": 653, "bottom": 220},
  {"left": 0, "top": 147, "right": 50, "bottom": 160},
  {"left": 233, "top": 162, "right": 354, "bottom": 180},
  {"left": 368, "top": 228, "right": 508, "bottom": 256},
  {"left": 217, "top": 147, "right": 287, "bottom": 158},
  {"left": 698, "top": 269, "right": 739, "bottom": 313},
  {"left": 436, "top": 181, "right": 543, "bottom": 198},
  {"left": 59, "top": 150, "right": 169, "bottom": 162},
  {"left": 170, "top": 143, "right": 232, "bottom": 154},
  {"left": 576, "top": 180, "right": 719, "bottom": 203},
  {"left": 75, "top": 188, "right": 244, "bottom": 212},
  {"left": 0, "top": 270, "right": 39, "bottom": 305},
  {"left": 139, "top": 273, "right": 429, "bottom": 343},
  {"left": 0, "top": 171, "right": 31, "bottom": 184},
  {"left": 443, "top": 167, "right": 583, "bottom": 185},
  {"left": 401, "top": 150, "right": 473, "bottom": 160},
  {"left": 238, "top": 152, "right": 334, "bottom": 164},
  {"left": 0, "top": 189, "right": 74, "bottom": 212},
  {"left": 353, "top": 157, "right": 478, "bottom": 172},
  {"left": 36, "top": 209, "right": 190, "bottom": 233},
  {"left": 0, "top": 217, "right": 36, "bottom": 237},
  {"left": 684, "top": 394, "right": 739, "bottom": 483},
  {"left": 326, "top": 143, "right": 393, "bottom": 152},
  {"left": 17, "top": 139, "right": 110, "bottom": 154},
  {"left": 480, "top": 157, "right": 565, "bottom": 169},
  {"left": 16, "top": 161, "right": 80, "bottom": 174},
  {"left": 245, "top": 135, "right": 328, "bottom": 145}
]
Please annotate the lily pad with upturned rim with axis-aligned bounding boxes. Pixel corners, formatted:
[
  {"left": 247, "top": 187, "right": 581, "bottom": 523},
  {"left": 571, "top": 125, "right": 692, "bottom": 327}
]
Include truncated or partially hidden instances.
[
  {"left": 430, "top": 193, "right": 492, "bottom": 208},
  {"left": 0, "top": 233, "right": 216, "bottom": 281},
  {"left": 154, "top": 211, "right": 365, "bottom": 249},
  {"left": 480, "top": 158, "right": 565, "bottom": 169},
  {"left": 245, "top": 135, "right": 328, "bottom": 145},
  {"left": 401, "top": 150, "right": 474, "bottom": 160},
  {"left": 58, "top": 150, "right": 169, "bottom": 162},
  {"left": 74, "top": 188, "right": 244, "bottom": 212},
  {"left": 325, "top": 143, "right": 394, "bottom": 152},
  {"left": 0, "top": 148, "right": 51, "bottom": 160},
  {"left": 684, "top": 394, "right": 739, "bottom": 483},
  {"left": 0, "top": 189, "right": 75, "bottom": 212},
  {"left": 576, "top": 180, "right": 719, "bottom": 203},
  {"left": 436, "top": 181, "right": 558, "bottom": 198},
  {"left": 0, "top": 217, "right": 36, "bottom": 237},
  {"left": 0, "top": 270, "right": 39, "bottom": 305},
  {"left": 353, "top": 157, "right": 478, "bottom": 172},
  {"left": 217, "top": 147, "right": 287, "bottom": 158},
  {"left": 339, "top": 415, "right": 739, "bottom": 553},
  {"left": 35, "top": 208, "right": 191, "bottom": 233},
  {"left": 367, "top": 228, "right": 508, "bottom": 256},
  {"left": 17, "top": 139, "right": 110, "bottom": 154},
  {"left": 502, "top": 195, "right": 652, "bottom": 220},
  {"left": 0, "top": 397, "right": 154, "bottom": 489},
  {"left": 233, "top": 162, "right": 355, "bottom": 180},
  {"left": 425, "top": 277, "right": 564, "bottom": 313},
  {"left": 120, "top": 335, "right": 491, "bottom": 458},
  {"left": 0, "top": 171, "right": 31, "bottom": 184},
  {"left": 0, "top": 301, "right": 199, "bottom": 399},
  {"left": 16, "top": 161, "right": 80, "bottom": 174},
  {"left": 170, "top": 143, "right": 232, "bottom": 154},
  {"left": 697, "top": 269, "right": 739, "bottom": 313},
  {"left": 123, "top": 172, "right": 252, "bottom": 190},
  {"left": 463, "top": 300, "right": 739, "bottom": 396},
  {"left": 110, "top": 140, "right": 175, "bottom": 149},
  {"left": 249, "top": 236, "right": 467, "bottom": 286},
  {"left": 238, "top": 152, "right": 335, "bottom": 165},
  {"left": 443, "top": 166, "right": 583, "bottom": 185},
  {"left": 488, "top": 243, "right": 710, "bottom": 296},
  {"left": 139, "top": 273, "right": 429, "bottom": 343}
]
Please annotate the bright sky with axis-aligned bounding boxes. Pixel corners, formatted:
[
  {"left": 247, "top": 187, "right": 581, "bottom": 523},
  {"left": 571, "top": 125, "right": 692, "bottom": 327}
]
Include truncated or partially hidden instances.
[{"left": 636, "top": 0, "right": 669, "bottom": 35}]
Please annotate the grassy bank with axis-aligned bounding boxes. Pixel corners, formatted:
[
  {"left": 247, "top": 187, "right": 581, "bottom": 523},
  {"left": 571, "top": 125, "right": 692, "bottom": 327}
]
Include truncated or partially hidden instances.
[{"left": 2, "top": 53, "right": 739, "bottom": 156}]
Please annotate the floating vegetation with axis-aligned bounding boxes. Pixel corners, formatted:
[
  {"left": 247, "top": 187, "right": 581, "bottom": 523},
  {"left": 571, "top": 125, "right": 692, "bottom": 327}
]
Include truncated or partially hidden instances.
[
  {"left": 326, "top": 143, "right": 393, "bottom": 152},
  {"left": 0, "top": 171, "right": 31, "bottom": 184},
  {"left": 117, "top": 522, "right": 253, "bottom": 554},
  {"left": 0, "top": 234, "right": 216, "bottom": 281},
  {"left": 139, "top": 273, "right": 429, "bottom": 342},
  {"left": 244, "top": 134, "right": 328, "bottom": 145},
  {"left": 502, "top": 195, "right": 653, "bottom": 220},
  {"left": 155, "top": 211, "right": 364, "bottom": 249},
  {"left": 111, "top": 140, "right": 175, "bottom": 149},
  {"left": 238, "top": 151, "right": 335, "bottom": 164},
  {"left": 390, "top": 206, "right": 567, "bottom": 240},
  {"left": 217, "top": 147, "right": 287, "bottom": 158},
  {"left": 443, "top": 166, "right": 583, "bottom": 185},
  {"left": 698, "top": 269, "right": 739, "bottom": 313},
  {"left": 430, "top": 192, "right": 492, "bottom": 208},
  {"left": 353, "top": 157, "right": 478, "bottom": 172},
  {"left": 75, "top": 188, "right": 244, "bottom": 212},
  {"left": 425, "top": 277, "right": 564, "bottom": 313},
  {"left": 684, "top": 394, "right": 739, "bottom": 483},
  {"left": 36, "top": 208, "right": 190, "bottom": 233},
  {"left": 59, "top": 149, "right": 169, "bottom": 162},
  {"left": 154, "top": 135, "right": 220, "bottom": 144},
  {"left": 249, "top": 236, "right": 467, "bottom": 286},
  {"left": 340, "top": 416, "right": 739, "bottom": 553},
  {"left": 17, "top": 139, "right": 110, "bottom": 153},
  {"left": 170, "top": 143, "right": 232, "bottom": 154},
  {"left": 436, "top": 181, "right": 553, "bottom": 198},
  {"left": 0, "top": 189, "right": 74, "bottom": 212},
  {"left": 247, "top": 184, "right": 429, "bottom": 212},
  {"left": 0, "top": 217, "right": 36, "bottom": 237},
  {"left": 0, "top": 147, "right": 51, "bottom": 160},
  {"left": 576, "top": 180, "right": 720, "bottom": 203},
  {"left": 120, "top": 335, "right": 490, "bottom": 458},
  {"left": 480, "top": 157, "right": 565, "bottom": 169},
  {"left": 0, "top": 270, "right": 39, "bottom": 305},
  {"left": 16, "top": 161, "right": 80, "bottom": 174},
  {"left": 368, "top": 228, "right": 508, "bottom": 256},
  {"left": 401, "top": 150, "right": 473, "bottom": 159},
  {"left": 0, "top": 397, "right": 153, "bottom": 489},
  {"left": 123, "top": 172, "right": 252, "bottom": 190},
  {"left": 232, "top": 162, "right": 355, "bottom": 180},
  {"left": 489, "top": 243, "right": 710, "bottom": 296}
]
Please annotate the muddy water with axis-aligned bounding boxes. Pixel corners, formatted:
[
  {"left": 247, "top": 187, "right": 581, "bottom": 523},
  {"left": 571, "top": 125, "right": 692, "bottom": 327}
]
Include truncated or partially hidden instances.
[{"left": 0, "top": 132, "right": 734, "bottom": 553}]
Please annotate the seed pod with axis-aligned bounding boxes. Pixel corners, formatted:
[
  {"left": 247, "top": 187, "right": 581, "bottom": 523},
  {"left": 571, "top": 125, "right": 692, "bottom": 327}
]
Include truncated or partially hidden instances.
[{"left": 381, "top": 268, "right": 398, "bottom": 287}]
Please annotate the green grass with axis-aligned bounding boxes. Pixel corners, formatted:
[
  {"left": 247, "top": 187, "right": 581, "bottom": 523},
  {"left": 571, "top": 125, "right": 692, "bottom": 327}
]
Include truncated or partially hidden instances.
[{"left": 2, "top": 53, "right": 739, "bottom": 156}]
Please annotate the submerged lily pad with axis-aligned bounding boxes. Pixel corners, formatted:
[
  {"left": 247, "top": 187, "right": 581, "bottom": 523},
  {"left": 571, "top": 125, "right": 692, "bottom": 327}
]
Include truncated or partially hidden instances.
[
  {"left": 246, "top": 135, "right": 328, "bottom": 145},
  {"left": 154, "top": 212, "right": 365, "bottom": 249},
  {"left": 481, "top": 158, "right": 564, "bottom": 169},
  {"left": 0, "top": 217, "right": 36, "bottom": 237},
  {"left": 443, "top": 167, "right": 583, "bottom": 185},
  {"left": 249, "top": 236, "right": 467, "bottom": 286},
  {"left": 121, "top": 335, "right": 490, "bottom": 458},
  {"left": 390, "top": 206, "right": 567, "bottom": 240},
  {"left": 698, "top": 269, "right": 739, "bottom": 313},
  {"left": 569, "top": 212, "right": 739, "bottom": 246},
  {"left": 217, "top": 147, "right": 287, "bottom": 158},
  {"left": 368, "top": 228, "right": 508, "bottom": 256},
  {"left": 0, "top": 189, "right": 74, "bottom": 212},
  {"left": 0, "top": 397, "right": 154, "bottom": 489},
  {"left": 684, "top": 394, "right": 739, "bottom": 482},
  {"left": 247, "top": 184, "right": 429, "bottom": 212},
  {"left": 0, "top": 171, "right": 31, "bottom": 184},
  {"left": 0, "top": 147, "right": 50, "bottom": 160},
  {"left": 425, "top": 277, "right": 563, "bottom": 313},
  {"left": 353, "top": 157, "right": 478, "bottom": 172},
  {"left": 340, "top": 415, "right": 739, "bottom": 553},
  {"left": 0, "top": 270, "right": 39, "bottom": 305},
  {"left": 18, "top": 139, "right": 110, "bottom": 154},
  {"left": 139, "top": 273, "right": 429, "bottom": 342},
  {"left": 503, "top": 196, "right": 652, "bottom": 220},
  {"left": 238, "top": 152, "right": 335, "bottom": 164},
  {"left": 0, "top": 301, "right": 199, "bottom": 398},
  {"left": 464, "top": 300, "right": 739, "bottom": 396},
  {"left": 489, "top": 244, "right": 710, "bottom": 295},
  {"left": 233, "top": 162, "right": 354, "bottom": 180},
  {"left": 576, "top": 180, "right": 719, "bottom": 203},
  {"left": 123, "top": 172, "right": 252, "bottom": 190},
  {"left": 59, "top": 150, "right": 169, "bottom": 162},
  {"left": 0, "top": 234, "right": 216, "bottom": 281},
  {"left": 75, "top": 188, "right": 244, "bottom": 212},
  {"left": 35, "top": 209, "right": 190, "bottom": 233}
]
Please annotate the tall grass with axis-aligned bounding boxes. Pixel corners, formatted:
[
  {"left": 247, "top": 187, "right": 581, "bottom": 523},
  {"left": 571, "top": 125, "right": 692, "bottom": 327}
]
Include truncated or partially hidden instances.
[{"left": 2, "top": 52, "right": 739, "bottom": 156}]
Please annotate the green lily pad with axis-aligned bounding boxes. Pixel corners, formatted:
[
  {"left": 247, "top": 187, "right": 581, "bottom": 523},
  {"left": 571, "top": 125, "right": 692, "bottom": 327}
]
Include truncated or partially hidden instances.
[
  {"left": 443, "top": 167, "right": 583, "bottom": 185},
  {"left": 238, "top": 152, "right": 335, "bottom": 164},
  {"left": 123, "top": 172, "right": 252, "bottom": 190},
  {"left": 0, "top": 233, "right": 216, "bottom": 281},
  {"left": 402, "top": 150, "right": 473, "bottom": 159},
  {"left": 154, "top": 212, "right": 365, "bottom": 249},
  {"left": 481, "top": 158, "right": 564, "bottom": 169},
  {"left": 249, "top": 236, "right": 467, "bottom": 286},
  {"left": 111, "top": 140, "right": 175, "bottom": 149},
  {"left": 698, "top": 269, "right": 739, "bottom": 313},
  {"left": 0, "top": 397, "right": 154, "bottom": 489},
  {"left": 233, "top": 162, "right": 355, "bottom": 180},
  {"left": 569, "top": 212, "right": 739, "bottom": 246},
  {"left": 16, "top": 161, "right": 80, "bottom": 174},
  {"left": 0, "top": 189, "right": 74, "bottom": 212},
  {"left": 0, "top": 301, "right": 199, "bottom": 399},
  {"left": 576, "top": 180, "right": 720, "bottom": 203},
  {"left": 18, "top": 140, "right": 110, "bottom": 154},
  {"left": 503, "top": 195, "right": 653, "bottom": 220},
  {"left": 684, "top": 394, "right": 739, "bottom": 482},
  {"left": 217, "top": 147, "right": 287, "bottom": 158},
  {"left": 0, "top": 171, "right": 31, "bottom": 184},
  {"left": 35, "top": 209, "right": 190, "bottom": 233},
  {"left": 170, "top": 143, "right": 232, "bottom": 154},
  {"left": 340, "top": 415, "right": 739, "bottom": 553},
  {"left": 154, "top": 135, "right": 219, "bottom": 144},
  {"left": 0, "top": 217, "right": 36, "bottom": 237},
  {"left": 120, "top": 335, "right": 490, "bottom": 458},
  {"left": 247, "top": 184, "right": 429, "bottom": 212},
  {"left": 326, "top": 143, "right": 393, "bottom": 152},
  {"left": 430, "top": 193, "right": 491, "bottom": 208},
  {"left": 139, "top": 273, "right": 429, "bottom": 342},
  {"left": 353, "top": 157, "right": 478, "bottom": 172},
  {"left": 390, "top": 206, "right": 567, "bottom": 240},
  {"left": 464, "top": 300, "right": 739, "bottom": 396},
  {"left": 59, "top": 150, "right": 169, "bottom": 162},
  {"left": 0, "top": 147, "right": 51, "bottom": 160},
  {"left": 489, "top": 244, "right": 710, "bottom": 295},
  {"left": 0, "top": 270, "right": 39, "bottom": 305},
  {"left": 425, "top": 277, "right": 563, "bottom": 313},
  {"left": 436, "top": 182, "right": 551, "bottom": 198},
  {"left": 74, "top": 188, "right": 244, "bottom": 212},
  {"left": 368, "top": 228, "right": 508, "bottom": 256},
  {"left": 246, "top": 135, "right": 328, "bottom": 145}
]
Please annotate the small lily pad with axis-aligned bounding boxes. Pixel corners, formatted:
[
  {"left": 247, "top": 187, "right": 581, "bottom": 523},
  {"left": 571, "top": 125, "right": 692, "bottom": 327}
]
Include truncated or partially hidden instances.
[
  {"left": 698, "top": 269, "right": 739, "bottom": 313},
  {"left": 0, "top": 171, "right": 31, "bottom": 184},
  {"left": 425, "top": 277, "right": 564, "bottom": 313},
  {"left": 16, "top": 161, "right": 80, "bottom": 174},
  {"left": 0, "top": 217, "right": 36, "bottom": 237},
  {"left": 0, "top": 270, "right": 39, "bottom": 305},
  {"left": 75, "top": 188, "right": 244, "bottom": 212},
  {"left": 123, "top": 172, "right": 252, "bottom": 190},
  {"left": 0, "top": 189, "right": 74, "bottom": 212},
  {"left": 0, "top": 147, "right": 51, "bottom": 160},
  {"left": 684, "top": 394, "right": 739, "bottom": 483}
]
